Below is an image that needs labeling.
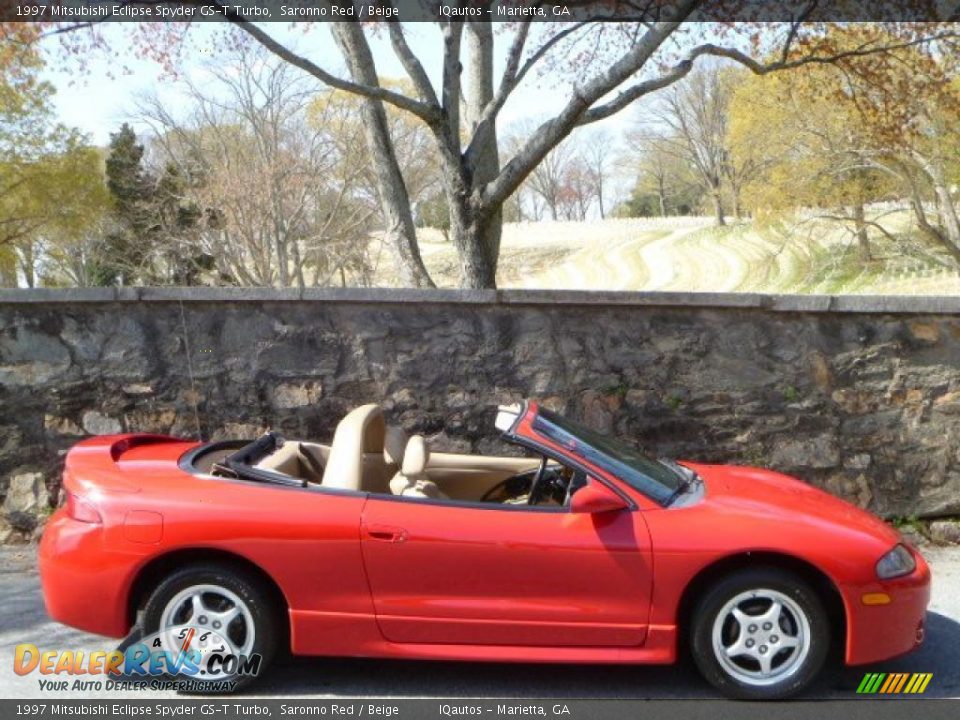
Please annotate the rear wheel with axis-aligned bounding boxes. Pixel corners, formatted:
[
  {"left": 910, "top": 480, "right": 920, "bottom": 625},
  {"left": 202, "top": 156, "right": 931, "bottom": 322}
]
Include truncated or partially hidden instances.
[
  {"left": 142, "top": 564, "right": 279, "bottom": 693},
  {"left": 690, "top": 568, "right": 829, "bottom": 700}
]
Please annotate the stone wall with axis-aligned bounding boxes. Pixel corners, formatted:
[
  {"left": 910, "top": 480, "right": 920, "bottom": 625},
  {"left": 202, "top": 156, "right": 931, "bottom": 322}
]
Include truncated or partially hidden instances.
[{"left": 3, "top": 287, "right": 960, "bottom": 541}]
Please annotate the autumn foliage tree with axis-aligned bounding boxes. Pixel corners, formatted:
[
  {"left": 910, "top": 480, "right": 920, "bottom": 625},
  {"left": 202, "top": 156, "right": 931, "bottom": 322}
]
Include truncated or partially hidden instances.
[
  {"left": 0, "top": 29, "right": 109, "bottom": 287},
  {"left": 728, "top": 26, "right": 960, "bottom": 265},
  {"left": 728, "top": 69, "right": 898, "bottom": 261}
]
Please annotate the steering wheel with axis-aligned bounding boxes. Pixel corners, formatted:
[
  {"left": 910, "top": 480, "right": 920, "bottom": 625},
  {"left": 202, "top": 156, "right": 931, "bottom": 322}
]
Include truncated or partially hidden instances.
[
  {"left": 480, "top": 474, "right": 529, "bottom": 503},
  {"left": 527, "top": 455, "right": 549, "bottom": 505}
]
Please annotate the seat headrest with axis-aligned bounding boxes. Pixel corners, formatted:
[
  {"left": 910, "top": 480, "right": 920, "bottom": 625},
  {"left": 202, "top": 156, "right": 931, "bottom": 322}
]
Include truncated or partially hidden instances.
[
  {"left": 323, "top": 403, "right": 384, "bottom": 491},
  {"left": 383, "top": 425, "right": 408, "bottom": 466},
  {"left": 401, "top": 435, "right": 429, "bottom": 476}
]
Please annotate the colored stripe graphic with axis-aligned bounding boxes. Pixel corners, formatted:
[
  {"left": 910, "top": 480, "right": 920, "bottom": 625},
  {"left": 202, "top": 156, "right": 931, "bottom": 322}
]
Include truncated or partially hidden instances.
[
  {"left": 857, "top": 672, "right": 932, "bottom": 694},
  {"left": 907, "top": 673, "right": 933, "bottom": 693},
  {"left": 879, "top": 674, "right": 897, "bottom": 693},
  {"left": 857, "top": 673, "right": 885, "bottom": 693},
  {"left": 892, "top": 673, "right": 910, "bottom": 693}
]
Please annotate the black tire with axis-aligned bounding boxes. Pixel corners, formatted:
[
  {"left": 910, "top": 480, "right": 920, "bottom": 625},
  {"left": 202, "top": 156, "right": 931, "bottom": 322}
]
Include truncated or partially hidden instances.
[
  {"left": 141, "top": 563, "right": 279, "bottom": 694},
  {"left": 689, "top": 567, "right": 830, "bottom": 700}
]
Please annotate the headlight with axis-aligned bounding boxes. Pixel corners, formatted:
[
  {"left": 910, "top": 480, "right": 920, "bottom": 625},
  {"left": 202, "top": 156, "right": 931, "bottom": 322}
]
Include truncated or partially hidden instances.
[{"left": 876, "top": 544, "right": 916, "bottom": 579}]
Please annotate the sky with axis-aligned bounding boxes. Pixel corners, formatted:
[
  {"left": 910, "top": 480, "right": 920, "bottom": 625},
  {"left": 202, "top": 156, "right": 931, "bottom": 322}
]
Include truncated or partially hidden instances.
[{"left": 38, "top": 22, "right": 632, "bottom": 148}]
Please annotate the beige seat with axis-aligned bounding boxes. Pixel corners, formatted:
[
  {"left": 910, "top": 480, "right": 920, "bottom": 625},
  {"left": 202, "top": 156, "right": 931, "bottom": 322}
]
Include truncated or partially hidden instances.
[
  {"left": 383, "top": 425, "right": 409, "bottom": 468},
  {"left": 323, "top": 404, "right": 386, "bottom": 491},
  {"left": 390, "top": 436, "right": 447, "bottom": 499},
  {"left": 254, "top": 441, "right": 324, "bottom": 483}
]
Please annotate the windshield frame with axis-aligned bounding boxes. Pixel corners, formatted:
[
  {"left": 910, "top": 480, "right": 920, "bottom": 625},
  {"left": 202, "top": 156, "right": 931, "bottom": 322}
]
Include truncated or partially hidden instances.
[{"left": 528, "top": 407, "right": 685, "bottom": 506}]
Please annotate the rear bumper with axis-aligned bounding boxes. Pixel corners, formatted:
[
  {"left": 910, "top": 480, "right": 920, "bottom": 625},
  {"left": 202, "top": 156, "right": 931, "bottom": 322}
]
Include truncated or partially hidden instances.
[
  {"left": 38, "top": 510, "right": 133, "bottom": 638},
  {"left": 844, "top": 549, "right": 931, "bottom": 665}
]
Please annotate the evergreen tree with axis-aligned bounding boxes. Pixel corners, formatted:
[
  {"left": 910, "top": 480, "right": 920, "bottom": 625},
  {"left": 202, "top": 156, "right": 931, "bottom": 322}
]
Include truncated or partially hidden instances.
[
  {"left": 97, "top": 123, "right": 155, "bottom": 285},
  {"left": 154, "top": 161, "right": 210, "bottom": 285}
]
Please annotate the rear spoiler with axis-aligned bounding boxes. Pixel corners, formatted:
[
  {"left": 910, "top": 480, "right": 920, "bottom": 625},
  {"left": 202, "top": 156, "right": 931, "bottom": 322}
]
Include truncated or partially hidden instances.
[
  {"left": 64, "top": 434, "right": 182, "bottom": 495},
  {"left": 108, "top": 434, "right": 180, "bottom": 461}
]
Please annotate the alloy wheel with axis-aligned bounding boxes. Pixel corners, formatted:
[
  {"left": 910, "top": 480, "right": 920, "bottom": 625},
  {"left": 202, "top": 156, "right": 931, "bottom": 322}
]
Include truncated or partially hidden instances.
[
  {"left": 710, "top": 587, "right": 811, "bottom": 687},
  {"left": 158, "top": 583, "right": 256, "bottom": 661}
]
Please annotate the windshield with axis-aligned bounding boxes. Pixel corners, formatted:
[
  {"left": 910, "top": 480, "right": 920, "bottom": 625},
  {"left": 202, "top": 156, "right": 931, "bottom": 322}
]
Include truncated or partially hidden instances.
[{"left": 532, "top": 408, "right": 684, "bottom": 505}]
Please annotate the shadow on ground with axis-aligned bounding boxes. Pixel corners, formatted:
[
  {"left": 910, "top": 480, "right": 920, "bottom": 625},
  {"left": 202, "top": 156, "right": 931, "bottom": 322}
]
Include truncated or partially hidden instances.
[
  {"left": 243, "top": 612, "right": 960, "bottom": 700},
  {"left": 2, "top": 546, "right": 958, "bottom": 700}
]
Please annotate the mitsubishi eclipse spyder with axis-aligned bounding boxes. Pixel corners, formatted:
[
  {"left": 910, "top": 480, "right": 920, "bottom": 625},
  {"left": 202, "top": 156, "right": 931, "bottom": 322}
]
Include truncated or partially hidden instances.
[{"left": 39, "top": 401, "right": 930, "bottom": 699}]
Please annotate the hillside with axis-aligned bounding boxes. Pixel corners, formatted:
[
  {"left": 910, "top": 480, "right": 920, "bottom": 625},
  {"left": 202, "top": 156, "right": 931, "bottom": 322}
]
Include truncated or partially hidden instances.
[{"left": 370, "top": 214, "right": 960, "bottom": 294}]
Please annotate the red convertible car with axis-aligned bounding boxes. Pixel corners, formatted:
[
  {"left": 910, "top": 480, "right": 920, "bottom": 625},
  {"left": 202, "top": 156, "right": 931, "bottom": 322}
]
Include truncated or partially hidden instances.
[{"left": 40, "top": 401, "right": 929, "bottom": 699}]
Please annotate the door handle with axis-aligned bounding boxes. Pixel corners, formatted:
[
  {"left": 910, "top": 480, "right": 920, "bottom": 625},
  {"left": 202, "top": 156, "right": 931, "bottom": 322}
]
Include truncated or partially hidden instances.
[{"left": 365, "top": 524, "right": 408, "bottom": 543}]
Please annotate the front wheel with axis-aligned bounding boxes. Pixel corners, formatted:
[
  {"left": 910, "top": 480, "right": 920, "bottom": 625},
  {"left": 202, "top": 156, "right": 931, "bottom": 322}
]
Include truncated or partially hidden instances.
[
  {"left": 690, "top": 568, "right": 829, "bottom": 700},
  {"left": 141, "top": 564, "right": 279, "bottom": 693}
]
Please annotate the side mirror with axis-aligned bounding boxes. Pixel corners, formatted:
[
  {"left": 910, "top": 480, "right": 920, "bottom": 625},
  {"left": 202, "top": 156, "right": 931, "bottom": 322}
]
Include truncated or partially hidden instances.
[{"left": 570, "top": 478, "right": 629, "bottom": 514}]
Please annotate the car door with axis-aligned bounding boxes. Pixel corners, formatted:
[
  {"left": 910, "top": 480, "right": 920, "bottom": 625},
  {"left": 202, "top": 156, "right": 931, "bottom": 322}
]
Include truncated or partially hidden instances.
[{"left": 359, "top": 489, "right": 653, "bottom": 647}]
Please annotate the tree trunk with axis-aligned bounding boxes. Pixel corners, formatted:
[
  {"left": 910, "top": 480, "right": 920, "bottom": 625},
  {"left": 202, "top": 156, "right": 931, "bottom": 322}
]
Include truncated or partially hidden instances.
[
  {"left": 932, "top": 176, "right": 960, "bottom": 249},
  {"left": 17, "top": 241, "right": 35, "bottom": 288},
  {"left": 0, "top": 254, "right": 16, "bottom": 287},
  {"left": 331, "top": 24, "right": 435, "bottom": 289},
  {"left": 275, "top": 232, "right": 289, "bottom": 287},
  {"left": 852, "top": 203, "right": 872, "bottom": 262},
  {"left": 710, "top": 188, "right": 726, "bottom": 227},
  {"left": 291, "top": 239, "right": 305, "bottom": 290},
  {"left": 461, "top": 19, "right": 502, "bottom": 288},
  {"left": 904, "top": 158, "right": 960, "bottom": 267},
  {"left": 449, "top": 198, "right": 497, "bottom": 288}
]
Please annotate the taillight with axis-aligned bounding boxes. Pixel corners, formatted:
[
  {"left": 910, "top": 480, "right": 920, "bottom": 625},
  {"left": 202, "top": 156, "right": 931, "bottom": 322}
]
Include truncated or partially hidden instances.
[{"left": 66, "top": 493, "right": 102, "bottom": 524}]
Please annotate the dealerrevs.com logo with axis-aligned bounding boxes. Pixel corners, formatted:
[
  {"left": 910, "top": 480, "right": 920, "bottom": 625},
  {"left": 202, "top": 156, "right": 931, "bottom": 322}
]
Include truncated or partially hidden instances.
[{"left": 14, "top": 626, "right": 262, "bottom": 693}]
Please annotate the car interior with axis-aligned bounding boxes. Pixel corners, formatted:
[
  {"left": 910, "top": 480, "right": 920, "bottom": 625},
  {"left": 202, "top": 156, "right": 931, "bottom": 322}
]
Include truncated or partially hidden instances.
[{"left": 190, "top": 404, "right": 585, "bottom": 507}]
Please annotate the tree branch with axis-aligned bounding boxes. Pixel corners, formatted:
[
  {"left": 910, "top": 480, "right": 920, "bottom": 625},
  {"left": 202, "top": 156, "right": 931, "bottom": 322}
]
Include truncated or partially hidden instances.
[
  {"left": 815, "top": 213, "right": 903, "bottom": 248},
  {"left": 210, "top": 2, "right": 440, "bottom": 123},
  {"left": 578, "top": 55, "right": 696, "bottom": 124},
  {"left": 440, "top": 19, "right": 464, "bottom": 148},
  {"left": 464, "top": 20, "right": 592, "bottom": 159},
  {"left": 481, "top": 8, "right": 695, "bottom": 207},
  {"left": 693, "top": 31, "right": 960, "bottom": 77},
  {"left": 579, "top": 27, "right": 960, "bottom": 127},
  {"left": 384, "top": 11, "right": 441, "bottom": 108}
]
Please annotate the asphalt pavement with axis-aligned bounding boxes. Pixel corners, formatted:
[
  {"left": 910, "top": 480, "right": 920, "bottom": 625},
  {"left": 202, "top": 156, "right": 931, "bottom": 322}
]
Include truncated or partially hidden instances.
[{"left": 1, "top": 545, "right": 958, "bottom": 700}]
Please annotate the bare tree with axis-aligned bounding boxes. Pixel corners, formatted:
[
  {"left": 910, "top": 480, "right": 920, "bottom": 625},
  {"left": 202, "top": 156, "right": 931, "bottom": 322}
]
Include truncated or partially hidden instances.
[
  {"left": 582, "top": 131, "right": 614, "bottom": 219},
  {"left": 526, "top": 139, "right": 576, "bottom": 221},
  {"left": 556, "top": 154, "right": 602, "bottom": 221},
  {"left": 640, "top": 66, "right": 735, "bottom": 226},
  {"left": 138, "top": 46, "right": 378, "bottom": 288},
  {"left": 309, "top": 82, "right": 443, "bottom": 247},
  {"left": 623, "top": 128, "right": 701, "bottom": 217}
]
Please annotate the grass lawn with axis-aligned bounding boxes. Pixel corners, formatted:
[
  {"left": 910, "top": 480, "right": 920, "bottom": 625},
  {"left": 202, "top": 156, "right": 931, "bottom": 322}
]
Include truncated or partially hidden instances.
[{"left": 369, "top": 214, "right": 960, "bottom": 295}]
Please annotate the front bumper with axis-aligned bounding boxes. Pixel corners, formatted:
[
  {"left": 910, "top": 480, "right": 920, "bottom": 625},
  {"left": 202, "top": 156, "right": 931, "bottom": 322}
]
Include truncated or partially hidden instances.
[
  {"left": 844, "top": 547, "right": 931, "bottom": 665},
  {"left": 38, "top": 509, "right": 134, "bottom": 638}
]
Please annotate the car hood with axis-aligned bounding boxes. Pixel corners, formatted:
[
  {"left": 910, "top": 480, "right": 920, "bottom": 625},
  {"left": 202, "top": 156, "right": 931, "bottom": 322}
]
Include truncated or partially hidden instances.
[{"left": 683, "top": 462, "right": 900, "bottom": 546}]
